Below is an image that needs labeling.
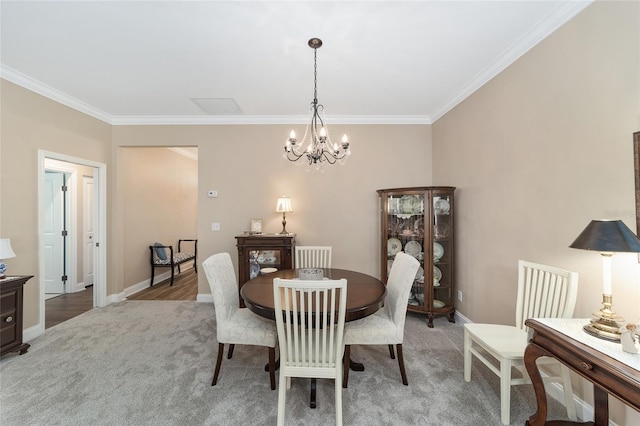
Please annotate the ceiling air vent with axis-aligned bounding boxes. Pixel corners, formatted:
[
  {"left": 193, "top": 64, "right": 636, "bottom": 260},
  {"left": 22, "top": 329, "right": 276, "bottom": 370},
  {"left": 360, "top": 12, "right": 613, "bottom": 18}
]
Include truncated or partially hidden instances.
[{"left": 191, "top": 98, "right": 244, "bottom": 115}]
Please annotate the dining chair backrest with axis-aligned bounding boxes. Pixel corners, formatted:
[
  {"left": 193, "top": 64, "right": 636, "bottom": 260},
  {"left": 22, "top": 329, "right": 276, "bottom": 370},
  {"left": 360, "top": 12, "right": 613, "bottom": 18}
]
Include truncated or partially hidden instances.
[
  {"left": 202, "top": 253, "right": 240, "bottom": 333},
  {"left": 385, "top": 252, "right": 420, "bottom": 335},
  {"left": 295, "top": 246, "right": 332, "bottom": 269},
  {"left": 273, "top": 277, "right": 347, "bottom": 377},
  {"left": 515, "top": 260, "right": 579, "bottom": 330}
]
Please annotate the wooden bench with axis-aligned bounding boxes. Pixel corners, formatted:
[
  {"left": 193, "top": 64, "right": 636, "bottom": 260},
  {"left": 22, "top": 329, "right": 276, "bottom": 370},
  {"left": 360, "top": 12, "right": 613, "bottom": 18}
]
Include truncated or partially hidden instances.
[{"left": 149, "top": 239, "right": 197, "bottom": 286}]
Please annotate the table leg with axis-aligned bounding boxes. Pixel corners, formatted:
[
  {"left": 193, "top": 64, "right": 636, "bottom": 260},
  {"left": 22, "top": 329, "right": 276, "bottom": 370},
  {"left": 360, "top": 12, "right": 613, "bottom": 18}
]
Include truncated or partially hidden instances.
[
  {"left": 524, "top": 342, "right": 549, "bottom": 426},
  {"left": 310, "top": 379, "right": 317, "bottom": 408},
  {"left": 593, "top": 385, "right": 609, "bottom": 426}
]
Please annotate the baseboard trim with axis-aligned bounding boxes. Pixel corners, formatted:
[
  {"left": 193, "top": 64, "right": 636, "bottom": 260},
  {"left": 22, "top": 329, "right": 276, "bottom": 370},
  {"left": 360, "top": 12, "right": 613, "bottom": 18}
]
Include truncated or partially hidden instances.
[{"left": 196, "top": 293, "right": 213, "bottom": 303}]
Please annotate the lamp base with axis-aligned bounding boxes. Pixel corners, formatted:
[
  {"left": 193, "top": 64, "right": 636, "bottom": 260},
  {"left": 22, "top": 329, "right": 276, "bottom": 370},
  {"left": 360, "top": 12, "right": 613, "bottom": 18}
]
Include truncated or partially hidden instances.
[
  {"left": 279, "top": 213, "right": 289, "bottom": 235},
  {"left": 583, "top": 319, "right": 622, "bottom": 342},
  {"left": 583, "top": 294, "right": 624, "bottom": 342}
]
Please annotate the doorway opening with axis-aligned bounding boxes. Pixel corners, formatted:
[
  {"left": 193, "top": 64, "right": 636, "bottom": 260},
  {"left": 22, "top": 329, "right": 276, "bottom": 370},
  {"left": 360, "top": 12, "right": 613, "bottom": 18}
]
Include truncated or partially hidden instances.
[{"left": 38, "top": 151, "right": 106, "bottom": 334}]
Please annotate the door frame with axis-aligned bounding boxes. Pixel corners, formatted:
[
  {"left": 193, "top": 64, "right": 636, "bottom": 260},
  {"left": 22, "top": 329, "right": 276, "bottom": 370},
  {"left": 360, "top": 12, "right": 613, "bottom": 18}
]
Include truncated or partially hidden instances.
[{"left": 38, "top": 150, "right": 107, "bottom": 335}]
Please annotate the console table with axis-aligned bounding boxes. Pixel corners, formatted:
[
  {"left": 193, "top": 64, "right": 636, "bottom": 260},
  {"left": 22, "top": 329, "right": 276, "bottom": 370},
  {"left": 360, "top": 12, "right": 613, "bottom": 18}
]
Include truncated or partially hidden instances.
[
  {"left": 0, "top": 275, "right": 33, "bottom": 357},
  {"left": 524, "top": 318, "right": 640, "bottom": 426}
]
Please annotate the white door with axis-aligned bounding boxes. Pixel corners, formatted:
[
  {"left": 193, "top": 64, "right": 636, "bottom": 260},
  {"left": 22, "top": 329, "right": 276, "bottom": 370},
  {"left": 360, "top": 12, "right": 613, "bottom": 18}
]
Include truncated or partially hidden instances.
[
  {"left": 44, "top": 171, "right": 65, "bottom": 294},
  {"left": 83, "top": 176, "right": 94, "bottom": 287}
]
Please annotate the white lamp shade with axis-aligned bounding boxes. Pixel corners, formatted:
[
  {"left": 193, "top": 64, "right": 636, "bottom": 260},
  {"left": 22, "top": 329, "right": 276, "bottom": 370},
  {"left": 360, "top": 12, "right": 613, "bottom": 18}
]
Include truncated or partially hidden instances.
[
  {"left": 276, "top": 197, "right": 293, "bottom": 213},
  {"left": 0, "top": 239, "right": 16, "bottom": 259}
]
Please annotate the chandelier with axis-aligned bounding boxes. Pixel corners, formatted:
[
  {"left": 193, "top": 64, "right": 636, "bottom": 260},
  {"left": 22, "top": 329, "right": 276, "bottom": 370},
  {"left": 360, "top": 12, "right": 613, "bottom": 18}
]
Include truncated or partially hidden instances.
[{"left": 284, "top": 38, "right": 351, "bottom": 169}]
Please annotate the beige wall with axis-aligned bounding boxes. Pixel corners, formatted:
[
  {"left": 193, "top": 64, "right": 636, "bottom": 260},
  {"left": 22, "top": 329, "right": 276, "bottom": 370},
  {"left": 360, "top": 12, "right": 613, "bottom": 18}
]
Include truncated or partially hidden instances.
[
  {"left": 112, "top": 124, "right": 433, "bottom": 295},
  {"left": 0, "top": 80, "right": 112, "bottom": 328},
  {"left": 433, "top": 2, "right": 639, "bottom": 423},
  {"left": 120, "top": 147, "right": 197, "bottom": 287}
]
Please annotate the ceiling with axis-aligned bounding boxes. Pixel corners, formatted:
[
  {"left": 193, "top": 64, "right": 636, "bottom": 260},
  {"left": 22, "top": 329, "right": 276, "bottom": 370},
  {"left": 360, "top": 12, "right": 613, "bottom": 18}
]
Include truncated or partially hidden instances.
[{"left": 0, "top": 1, "right": 593, "bottom": 125}]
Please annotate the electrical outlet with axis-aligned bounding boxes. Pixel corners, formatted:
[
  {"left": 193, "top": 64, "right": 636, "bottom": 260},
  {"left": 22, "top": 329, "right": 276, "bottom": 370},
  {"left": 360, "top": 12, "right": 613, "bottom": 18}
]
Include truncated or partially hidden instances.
[
  {"left": 207, "top": 190, "right": 218, "bottom": 198},
  {"left": 457, "top": 290, "right": 463, "bottom": 302},
  {"left": 211, "top": 222, "right": 220, "bottom": 231}
]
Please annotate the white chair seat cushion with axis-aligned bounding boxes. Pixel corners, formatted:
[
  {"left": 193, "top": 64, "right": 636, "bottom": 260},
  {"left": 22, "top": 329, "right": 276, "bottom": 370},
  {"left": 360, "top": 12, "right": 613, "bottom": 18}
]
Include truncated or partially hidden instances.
[
  {"left": 216, "top": 308, "right": 277, "bottom": 347},
  {"left": 343, "top": 309, "right": 402, "bottom": 345},
  {"left": 464, "top": 323, "right": 528, "bottom": 359}
]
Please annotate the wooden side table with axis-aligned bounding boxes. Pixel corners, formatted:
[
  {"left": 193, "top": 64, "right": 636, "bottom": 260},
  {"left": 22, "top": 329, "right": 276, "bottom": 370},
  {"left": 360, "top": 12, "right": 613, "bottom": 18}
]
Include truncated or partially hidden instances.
[
  {"left": 524, "top": 318, "right": 640, "bottom": 426},
  {"left": 235, "top": 234, "right": 295, "bottom": 307},
  {"left": 1, "top": 275, "right": 33, "bottom": 357}
]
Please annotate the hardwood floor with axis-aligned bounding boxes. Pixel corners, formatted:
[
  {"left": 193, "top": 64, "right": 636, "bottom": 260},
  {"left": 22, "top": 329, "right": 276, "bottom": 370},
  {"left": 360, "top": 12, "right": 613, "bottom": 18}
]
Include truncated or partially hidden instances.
[
  {"left": 127, "top": 268, "right": 198, "bottom": 300},
  {"left": 45, "top": 286, "right": 94, "bottom": 329},
  {"left": 45, "top": 268, "right": 198, "bottom": 328}
]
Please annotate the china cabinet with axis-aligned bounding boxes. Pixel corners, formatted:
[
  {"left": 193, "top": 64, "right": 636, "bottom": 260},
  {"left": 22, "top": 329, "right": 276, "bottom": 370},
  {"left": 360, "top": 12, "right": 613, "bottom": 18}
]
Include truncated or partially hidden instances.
[
  {"left": 377, "top": 187, "right": 455, "bottom": 327},
  {"left": 235, "top": 234, "right": 295, "bottom": 307}
]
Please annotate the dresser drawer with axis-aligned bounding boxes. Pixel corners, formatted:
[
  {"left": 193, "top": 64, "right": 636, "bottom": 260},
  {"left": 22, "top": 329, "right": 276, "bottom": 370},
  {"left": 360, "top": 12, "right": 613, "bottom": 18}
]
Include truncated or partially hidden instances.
[{"left": 0, "top": 290, "right": 17, "bottom": 312}]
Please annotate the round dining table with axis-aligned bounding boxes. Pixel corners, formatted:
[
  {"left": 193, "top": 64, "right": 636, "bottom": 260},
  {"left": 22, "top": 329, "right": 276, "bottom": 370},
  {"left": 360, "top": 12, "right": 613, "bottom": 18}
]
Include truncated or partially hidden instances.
[
  {"left": 240, "top": 268, "right": 386, "bottom": 408},
  {"left": 240, "top": 268, "right": 386, "bottom": 322}
]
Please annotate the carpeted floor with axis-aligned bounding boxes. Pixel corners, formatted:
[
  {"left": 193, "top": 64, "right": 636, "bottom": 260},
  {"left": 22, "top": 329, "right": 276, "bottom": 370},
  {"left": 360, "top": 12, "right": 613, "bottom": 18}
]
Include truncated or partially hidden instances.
[{"left": 0, "top": 301, "right": 569, "bottom": 425}]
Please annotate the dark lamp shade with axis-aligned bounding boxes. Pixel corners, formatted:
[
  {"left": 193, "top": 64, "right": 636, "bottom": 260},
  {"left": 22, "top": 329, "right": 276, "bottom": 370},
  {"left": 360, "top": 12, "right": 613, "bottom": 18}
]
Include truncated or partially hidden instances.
[{"left": 569, "top": 220, "right": 640, "bottom": 253}]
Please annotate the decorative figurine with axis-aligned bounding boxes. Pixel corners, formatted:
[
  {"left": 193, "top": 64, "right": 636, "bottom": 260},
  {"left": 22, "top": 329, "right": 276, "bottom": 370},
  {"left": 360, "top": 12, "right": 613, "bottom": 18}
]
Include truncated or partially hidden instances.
[{"left": 619, "top": 323, "right": 639, "bottom": 354}]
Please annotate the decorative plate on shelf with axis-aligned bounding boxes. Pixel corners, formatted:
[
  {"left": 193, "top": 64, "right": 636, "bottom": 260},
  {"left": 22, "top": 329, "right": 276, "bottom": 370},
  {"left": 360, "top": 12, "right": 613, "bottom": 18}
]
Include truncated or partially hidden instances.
[
  {"left": 434, "top": 198, "right": 450, "bottom": 215},
  {"left": 404, "top": 240, "right": 422, "bottom": 257},
  {"left": 387, "top": 238, "right": 402, "bottom": 256},
  {"left": 433, "top": 266, "right": 442, "bottom": 284},
  {"left": 433, "top": 299, "right": 446, "bottom": 308},
  {"left": 415, "top": 266, "right": 424, "bottom": 281},
  {"left": 433, "top": 242, "right": 444, "bottom": 261},
  {"left": 400, "top": 195, "right": 422, "bottom": 214},
  {"left": 260, "top": 267, "right": 278, "bottom": 275}
]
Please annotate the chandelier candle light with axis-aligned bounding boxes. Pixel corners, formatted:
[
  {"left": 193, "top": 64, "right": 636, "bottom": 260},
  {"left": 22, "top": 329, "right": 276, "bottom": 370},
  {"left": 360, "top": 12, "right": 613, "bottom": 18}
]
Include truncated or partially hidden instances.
[
  {"left": 569, "top": 219, "right": 640, "bottom": 341},
  {"left": 284, "top": 38, "right": 351, "bottom": 169},
  {"left": 276, "top": 196, "right": 293, "bottom": 235}
]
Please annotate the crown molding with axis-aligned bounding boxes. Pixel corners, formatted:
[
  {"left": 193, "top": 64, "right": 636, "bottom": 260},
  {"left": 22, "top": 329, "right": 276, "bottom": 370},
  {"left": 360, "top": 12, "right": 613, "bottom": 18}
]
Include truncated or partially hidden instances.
[
  {"left": 0, "top": 65, "right": 113, "bottom": 124},
  {"left": 109, "top": 114, "right": 432, "bottom": 126},
  {"left": 430, "top": 0, "right": 593, "bottom": 122}
]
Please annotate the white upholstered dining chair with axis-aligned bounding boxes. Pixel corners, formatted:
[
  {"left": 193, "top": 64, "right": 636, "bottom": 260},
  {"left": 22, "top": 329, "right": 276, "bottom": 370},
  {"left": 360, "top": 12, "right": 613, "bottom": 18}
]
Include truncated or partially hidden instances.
[
  {"left": 463, "top": 260, "right": 578, "bottom": 425},
  {"left": 342, "top": 251, "right": 420, "bottom": 387},
  {"left": 295, "top": 245, "right": 332, "bottom": 269},
  {"left": 273, "top": 277, "right": 347, "bottom": 426},
  {"left": 202, "top": 253, "right": 277, "bottom": 389}
]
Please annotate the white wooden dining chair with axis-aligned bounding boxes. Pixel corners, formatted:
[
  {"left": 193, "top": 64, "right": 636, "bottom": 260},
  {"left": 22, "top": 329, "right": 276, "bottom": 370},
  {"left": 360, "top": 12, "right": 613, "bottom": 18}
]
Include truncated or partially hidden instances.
[
  {"left": 342, "top": 251, "right": 420, "bottom": 387},
  {"left": 273, "top": 277, "right": 347, "bottom": 426},
  {"left": 202, "top": 253, "right": 277, "bottom": 389},
  {"left": 463, "top": 260, "right": 578, "bottom": 425},
  {"left": 295, "top": 245, "right": 332, "bottom": 269}
]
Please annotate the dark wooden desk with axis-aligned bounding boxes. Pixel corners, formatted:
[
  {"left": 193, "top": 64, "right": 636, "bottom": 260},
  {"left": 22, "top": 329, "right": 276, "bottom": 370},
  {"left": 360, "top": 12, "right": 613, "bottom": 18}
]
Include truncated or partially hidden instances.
[
  {"left": 241, "top": 268, "right": 386, "bottom": 408},
  {"left": 524, "top": 318, "right": 640, "bottom": 426},
  {"left": 241, "top": 268, "right": 386, "bottom": 322}
]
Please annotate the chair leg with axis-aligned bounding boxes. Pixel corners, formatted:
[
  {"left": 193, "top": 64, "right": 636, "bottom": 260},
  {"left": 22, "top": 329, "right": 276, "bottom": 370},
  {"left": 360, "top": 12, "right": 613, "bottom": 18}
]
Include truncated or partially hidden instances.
[
  {"left": 212, "top": 343, "right": 224, "bottom": 386},
  {"left": 396, "top": 344, "right": 408, "bottom": 386},
  {"left": 150, "top": 266, "right": 155, "bottom": 287},
  {"left": 342, "top": 345, "right": 351, "bottom": 388},
  {"left": 268, "top": 347, "right": 276, "bottom": 390},
  {"left": 335, "top": 371, "right": 343, "bottom": 426},
  {"left": 227, "top": 344, "right": 235, "bottom": 359},
  {"left": 170, "top": 266, "right": 175, "bottom": 286},
  {"left": 560, "top": 365, "right": 577, "bottom": 420},
  {"left": 463, "top": 329, "right": 472, "bottom": 382},
  {"left": 277, "top": 370, "right": 287, "bottom": 426},
  {"left": 388, "top": 344, "right": 395, "bottom": 359},
  {"left": 499, "top": 358, "right": 512, "bottom": 425}
]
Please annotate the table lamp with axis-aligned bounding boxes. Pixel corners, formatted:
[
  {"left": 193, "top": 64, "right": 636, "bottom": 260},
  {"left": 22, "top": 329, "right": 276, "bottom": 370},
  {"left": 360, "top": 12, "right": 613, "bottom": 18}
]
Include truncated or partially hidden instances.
[
  {"left": 569, "top": 219, "right": 640, "bottom": 341},
  {"left": 275, "top": 196, "right": 293, "bottom": 234},
  {"left": 0, "top": 238, "right": 16, "bottom": 279}
]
